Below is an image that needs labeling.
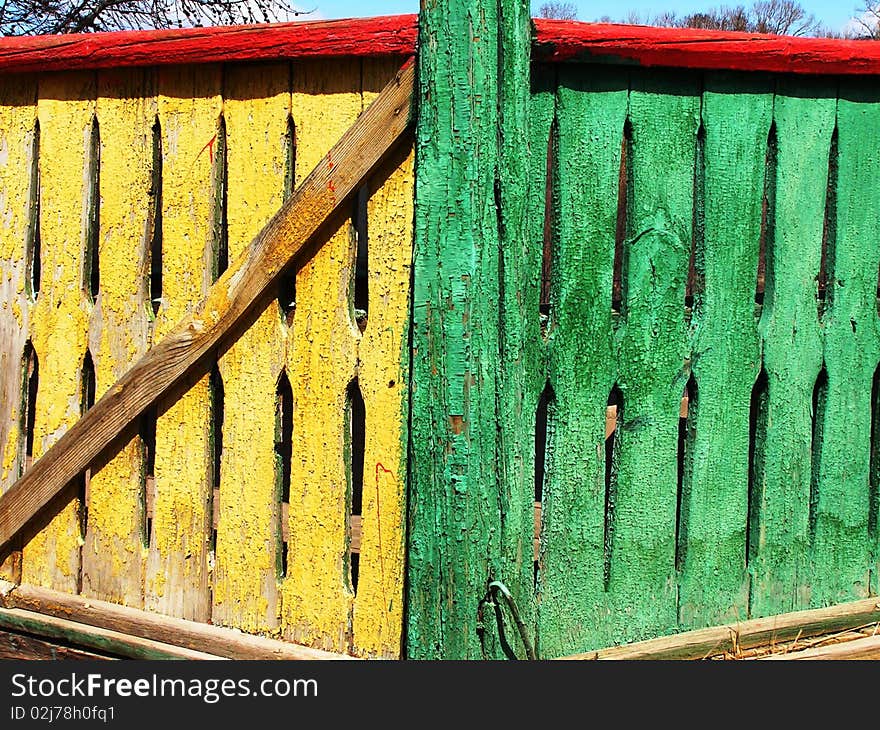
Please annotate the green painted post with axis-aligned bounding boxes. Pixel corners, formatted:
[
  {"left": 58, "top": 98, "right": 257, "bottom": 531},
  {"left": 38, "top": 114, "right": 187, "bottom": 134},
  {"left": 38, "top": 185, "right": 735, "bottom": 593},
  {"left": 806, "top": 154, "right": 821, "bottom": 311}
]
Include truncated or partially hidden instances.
[{"left": 406, "top": 0, "right": 533, "bottom": 659}]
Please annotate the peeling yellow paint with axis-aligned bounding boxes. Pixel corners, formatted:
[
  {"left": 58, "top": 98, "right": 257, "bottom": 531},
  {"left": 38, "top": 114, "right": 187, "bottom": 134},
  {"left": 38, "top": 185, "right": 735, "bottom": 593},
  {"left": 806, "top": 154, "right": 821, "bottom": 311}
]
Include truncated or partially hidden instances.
[
  {"left": 351, "top": 59, "right": 411, "bottom": 659},
  {"left": 281, "top": 59, "right": 361, "bottom": 653},
  {"left": 212, "top": 62, "right": 289, "bottom": 635},
  {"left": 81, "top": 68, "right": 155, "bottom": 608},
  {"left": 144, "top": 65, "right": 221, "bottom": 622},
  {"left": 0, "top": 78, "right": 36, "bottom": 525},
  {"left": 21, "top": 72, "right": 95, "bottom": 592}
]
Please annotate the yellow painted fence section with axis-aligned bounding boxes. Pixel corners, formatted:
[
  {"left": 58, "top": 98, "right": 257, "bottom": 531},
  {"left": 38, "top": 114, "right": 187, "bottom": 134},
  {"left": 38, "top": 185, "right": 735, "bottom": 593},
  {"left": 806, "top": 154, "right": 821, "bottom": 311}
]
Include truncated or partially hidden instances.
[{"left": 0, "top": 59, "right": 413, "bottom": 658}]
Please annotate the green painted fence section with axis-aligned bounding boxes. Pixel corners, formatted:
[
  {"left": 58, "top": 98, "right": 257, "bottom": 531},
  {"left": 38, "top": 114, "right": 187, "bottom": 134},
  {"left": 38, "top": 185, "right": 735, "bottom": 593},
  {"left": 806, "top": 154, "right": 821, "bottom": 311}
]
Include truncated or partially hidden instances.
[
  {"left": 538, "top": 70, "right": 880, "bottom": 656},
  {"left": 407, "top": 1, "right": 880, "bottom": 660}
]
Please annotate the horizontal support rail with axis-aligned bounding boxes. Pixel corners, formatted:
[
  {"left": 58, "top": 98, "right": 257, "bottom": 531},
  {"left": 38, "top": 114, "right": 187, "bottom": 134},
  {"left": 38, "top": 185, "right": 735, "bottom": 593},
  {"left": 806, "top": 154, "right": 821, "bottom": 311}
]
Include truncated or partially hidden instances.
[
  {"left": 557, "top": 596, "right": 880, "bottom": 660},
  {"left": 0, "top": 582, "right": 357, "bottom": 659},
  {"left": 2, "top": 16, "right": 880, "bottom": 76}
]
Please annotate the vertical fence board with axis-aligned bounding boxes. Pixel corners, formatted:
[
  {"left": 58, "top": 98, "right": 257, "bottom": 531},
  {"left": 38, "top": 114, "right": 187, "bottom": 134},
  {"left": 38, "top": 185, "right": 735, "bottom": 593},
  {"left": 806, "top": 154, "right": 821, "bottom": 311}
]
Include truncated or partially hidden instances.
[
  {"left": 750, "top": 83, "right": 834, "bottom": 617},
  {"left": 144, "top": 65, "right": 222, "bottom": 622},
  {"left": 678, "top": 75, "right": 771, "bottom": 629},
  {"left": 81, "top": 68, "right": 155, "bottom": 607},
  {"left": 609, "top": 71, "right": 698, "bottom": 643},
  {"left": 0, "top": 77, "right": 37, "bottom": 582},
  {"left": 516, "top": 64, "right": 554, "bottom": 657},
  {"left": 212, "top": 62, "right": 289, "bottom": 635},
  {"left": 810, "top": 82, "right": 880, "bottom": 607},
  {"left": 538, "top": 67, "right": 627, "bottom": 656},
  {"left": 351, "top": 58, "right": 412, "bottom": 659},
  {"left": 495, "top": 0, "right": 540, "bottom": 660},
  {"left": 281, "top": 58, "right": 360, "bottom": 652},
  {"left": 21, "top": 72, "right": 96, "bottom": 593}
]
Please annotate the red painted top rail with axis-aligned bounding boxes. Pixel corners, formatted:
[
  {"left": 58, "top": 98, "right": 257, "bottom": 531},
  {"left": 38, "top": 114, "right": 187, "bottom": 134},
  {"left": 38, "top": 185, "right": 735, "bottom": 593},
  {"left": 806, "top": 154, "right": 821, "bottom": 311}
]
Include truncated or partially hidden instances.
[
  {"left": 533, "top": 19, "right": 880, "bottom": 75},
  {"left": 1, "top": 14, "right": 880, "bottom": 76}
]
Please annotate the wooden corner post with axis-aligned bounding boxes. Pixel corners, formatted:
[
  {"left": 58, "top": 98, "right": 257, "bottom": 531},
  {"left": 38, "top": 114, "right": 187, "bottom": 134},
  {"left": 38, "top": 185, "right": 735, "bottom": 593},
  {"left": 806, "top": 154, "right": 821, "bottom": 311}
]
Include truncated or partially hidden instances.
[{"left": 407, "top": 0, "right": 534, "bottom": 659}]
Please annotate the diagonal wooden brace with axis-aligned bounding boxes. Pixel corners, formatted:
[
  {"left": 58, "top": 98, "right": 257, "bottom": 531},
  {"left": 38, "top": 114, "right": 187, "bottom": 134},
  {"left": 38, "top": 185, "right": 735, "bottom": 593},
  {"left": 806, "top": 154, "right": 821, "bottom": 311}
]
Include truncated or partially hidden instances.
[{"left": 0, "top": 59, "right": 415, "bottom": 552}]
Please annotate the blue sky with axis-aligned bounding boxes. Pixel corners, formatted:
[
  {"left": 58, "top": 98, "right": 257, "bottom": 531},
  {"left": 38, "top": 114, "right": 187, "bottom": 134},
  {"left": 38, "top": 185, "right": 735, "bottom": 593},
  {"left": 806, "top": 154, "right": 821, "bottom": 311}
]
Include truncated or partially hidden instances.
[{"left": 302, "top": 1, "right": 868, "bottom": 34}]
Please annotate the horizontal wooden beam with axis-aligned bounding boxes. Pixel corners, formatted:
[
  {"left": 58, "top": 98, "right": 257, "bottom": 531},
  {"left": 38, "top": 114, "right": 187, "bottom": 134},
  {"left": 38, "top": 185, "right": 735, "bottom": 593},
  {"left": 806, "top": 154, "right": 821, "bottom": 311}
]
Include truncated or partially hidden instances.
[
  {"left": 556, "top": 596, "right": 880, "bottom": 660},
  {"left": 0, "top": 628, "right": 112, "bottom": 660},
  {"left": 0, "top": 607, "right": 225, "bottom": 659},
  {"left": 532, "top": 19, "right": 880, "bottom": 75},
  {"left": 0, "top": 15, "right": 418, "bottom": 73},
  {"left": 0, "top": 59, "right": 415, "bottom": 553},
  {"left": 1, "top": 582, "right": 358, "bottom": 660},
  {"left": 760, "top": 634, "right": 880, "bottom": 660},
  {"left": 3, "top": 16, "right": 880, "bottom": 77}
]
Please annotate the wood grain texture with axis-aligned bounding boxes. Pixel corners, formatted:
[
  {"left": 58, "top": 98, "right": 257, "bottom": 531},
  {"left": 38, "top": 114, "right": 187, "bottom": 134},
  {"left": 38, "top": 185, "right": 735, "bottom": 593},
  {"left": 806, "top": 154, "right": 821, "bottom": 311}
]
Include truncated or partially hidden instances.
[
  {"left": 2, "top": 582, "right": 357, "bottom": 659},
  {"left": 0, "top": 629, "right": 112, "bottom": 660},
  {"left": 0, "top": 58, "right": 415, "bottom": 607},
  {"left": 407, "top": 0, "right": 523, "bottom": 660},
  {"left": 0, "top": 16, "right": 418, "bottom": 74},
  {"left": 0, "top": 76, "right": 36, "bottom": 583},
  {"left": 760, "top": 633, "right": 880, "bottom": 659},
  {"left": 21, "top": 71, "right": 95, "bottom": 594},
  {"left": 533, "top": 19, "right": 880, "bottom": 75},
  {"left": 212, "top": 62, "right": 289, "bottom": 635},
  {"left": 538, "top": 66, "right": 626, "bottom": 657},
  {"left": 0, "top": 606, "right": 224, "bottom": 659},
  {"left": 750, "top": 82, "right": 835, "bottom": 618},
  {"left": 677, "top": 75, "right": 771, "bottom": 629},
  {"left": 809, "top": 81, "right": 880, "bottom": 608},
  {"left": 81, "top": 68, "right": 155, "bottom": 607}
]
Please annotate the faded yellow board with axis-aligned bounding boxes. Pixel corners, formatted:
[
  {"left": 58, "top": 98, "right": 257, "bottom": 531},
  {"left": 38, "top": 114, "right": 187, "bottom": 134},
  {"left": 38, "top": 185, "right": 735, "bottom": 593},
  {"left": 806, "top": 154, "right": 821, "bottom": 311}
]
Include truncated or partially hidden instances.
[
  {"left": 213, "top": 62, "right": 289, "bottom": 634},
  {"left": 281, "top": 59, "right": 361, "bottom": 652},
  {"left": 21, "top": 72, "right": 95, "bottom": 592},
  {"left": 144, "top": 65, "right": 221, "bottom": 622},
  {"left": 351, "top": 59, "right": 411, "bottom": 659},
  {"left": 81, "top": 69, "right": 156, "bottom": 607},
  {"left": 0, "top": 76, "right": 37, "bottom": 582}
]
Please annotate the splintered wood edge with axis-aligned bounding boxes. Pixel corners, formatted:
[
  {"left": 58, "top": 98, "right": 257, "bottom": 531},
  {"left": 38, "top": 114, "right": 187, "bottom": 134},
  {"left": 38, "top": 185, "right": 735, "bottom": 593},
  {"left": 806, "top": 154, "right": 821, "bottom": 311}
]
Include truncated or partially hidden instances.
[
  {"left": 2, "top": 583, "right": 361, "bottom": 660},
  {"left": 555, "top": 596, "right": 880, "bottom": 660}
]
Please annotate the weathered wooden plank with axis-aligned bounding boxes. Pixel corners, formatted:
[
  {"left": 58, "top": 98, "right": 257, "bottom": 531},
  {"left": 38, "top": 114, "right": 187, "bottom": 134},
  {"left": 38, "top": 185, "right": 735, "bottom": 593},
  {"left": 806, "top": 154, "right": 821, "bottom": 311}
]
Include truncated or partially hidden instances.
[
  {"left": 608, "top": 70, "right": 699, "bottom": 644},
  {"left": 21, "top": 72, "right": 95, "bottom": 593},
  {"left": 0, "top": 629, "right": 112, "bottom": 660},
  {"left": 0, "top": 607, "right": 224, "bottom": 659},
  {"left": 2, "top": 582, "right": 357, "bottom": 659},
  {"left": 81, "top": 68, "right": 155, "bottom": 607},
  {"left": 0, "top": 76, "right": 37, "bottom": 584},
  {"left": 538, "top": 65, "right": 627, "bottom": 657},
  {"left": 407, "top": 0, "right": 511, "bottom": 660},
  {"left": 0, "top": 59, "right": 414, "bottom": 581},
  {"left": 532, "top": 20, "right": 880, "bottom": 76},
  {"left": 143, "top": 65, "right": 222, "bottom": 622},
  {"left": 281, "top": 58, "right": 361, "bottom": 653},
  {"left": 0, "top": 16, "right": 418, "bottom": 75},
  {"left": 677, "top": 74, "right": 772, "bottom": 629},
  {"left": 557, "top": 595, "right": 880, "bottom": 660},
  {"left": 809, "top": 81, "right": 880, "bottom": 608},
  {"left": 750, "top": 81, "right": 835, "bottom": 617},
  {"left": 212, "top": 62, "right": 289, "bottom": 635},
  {"left": 760, "top": 633, "right": 880, "bottom": 660},
  {"left": 351, "top": 58, "right": 413, "bottom": 659},
  {"left": 494, "top": 0, "right": 541, "bottom": 662}
]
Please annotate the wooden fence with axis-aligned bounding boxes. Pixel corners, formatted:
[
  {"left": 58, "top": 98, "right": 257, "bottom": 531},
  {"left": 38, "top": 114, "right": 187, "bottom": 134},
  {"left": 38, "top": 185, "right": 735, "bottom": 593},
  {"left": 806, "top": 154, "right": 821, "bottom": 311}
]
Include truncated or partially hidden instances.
[{"left": 2, "top": 7, "right": 880, "bottom": 660}]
